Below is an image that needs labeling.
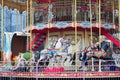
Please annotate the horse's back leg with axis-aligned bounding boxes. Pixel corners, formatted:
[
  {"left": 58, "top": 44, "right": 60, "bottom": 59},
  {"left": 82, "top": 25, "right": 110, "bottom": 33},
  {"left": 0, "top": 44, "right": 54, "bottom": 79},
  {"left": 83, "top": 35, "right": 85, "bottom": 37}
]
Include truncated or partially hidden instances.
[{"left": 72, "top": 53, "right": 76, "bottom": 65}]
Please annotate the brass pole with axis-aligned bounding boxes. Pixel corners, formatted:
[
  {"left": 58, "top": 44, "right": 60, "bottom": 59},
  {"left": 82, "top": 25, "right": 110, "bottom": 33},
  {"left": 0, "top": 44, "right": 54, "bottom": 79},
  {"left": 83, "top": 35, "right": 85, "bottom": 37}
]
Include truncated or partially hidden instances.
[
  {"left": 89, "top": 0, "right": 94, "bottom": 72},
  {"left": 95, "top": 0, "right": 98, "bottom": 23},
  {"left": 84, "top": 0, "right": 87, "bottom": 49},
  {"left": 73, "top": 0, "right": 77, "bottom": 73},
  {"left": 90, "top": 0, "right": 93, "bottom": 46},
  {"left": 98, "top": 0, "right": 102, "bottom": 72},
  {"left": 112, "top": 0, "right": 115, "bottom": 25},
  {"left": 30, "top": 0, "right": 33, "bottom": 72},
  {"left": 47, "top": 0, "right": 51, "bottom": 49},
  {"left": 1, "top": 0, "right": 4, "bottom": 62},
  {"left": 99, "top": 0, "right": 101, "bottom": 46},
  {"left": 118, "top": 0, "right": 120, "bottom": 45},
  {"left": 26, "top": 0, "right": 29, "bottom": 51},
  {"left": 30, "top": 0, "right": 33, "bottom": 52},
  {"left": 84, "top": 29, "right": 87, "bottom": 49}
]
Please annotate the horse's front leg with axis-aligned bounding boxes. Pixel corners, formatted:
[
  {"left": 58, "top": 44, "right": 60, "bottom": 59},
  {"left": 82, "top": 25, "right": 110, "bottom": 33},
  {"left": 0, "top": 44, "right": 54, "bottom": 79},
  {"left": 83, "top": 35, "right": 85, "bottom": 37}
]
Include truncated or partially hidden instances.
[{"left": 44, "top": 56, "right": 50, "bottom": 68}]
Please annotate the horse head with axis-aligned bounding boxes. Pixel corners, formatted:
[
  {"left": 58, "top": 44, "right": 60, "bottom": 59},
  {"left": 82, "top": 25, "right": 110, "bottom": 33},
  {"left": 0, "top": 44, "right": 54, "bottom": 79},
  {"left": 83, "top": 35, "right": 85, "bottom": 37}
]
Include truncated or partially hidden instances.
[
  {"left": 34, "top": 51, "right": 40, "bottom": 62},
  {"left": 101, "top": 41, "right": 111, "bottom": 51}
]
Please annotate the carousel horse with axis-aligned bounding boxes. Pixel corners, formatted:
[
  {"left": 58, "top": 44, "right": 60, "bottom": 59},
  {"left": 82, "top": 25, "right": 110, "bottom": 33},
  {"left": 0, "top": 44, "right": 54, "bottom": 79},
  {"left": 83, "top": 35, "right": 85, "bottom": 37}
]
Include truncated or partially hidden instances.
[
  {"left": 52, "top": 38, "right": 76, "bottom": 66},
  {"left": 63, "top": 54, "right": 73, "bottom": 68},
  {"left": 11, "top": 53, "right": 26, "bottom": 72},
  {"left": 112, "top": 47, "right": 120, "bottom": 67},
  {"left": 34, "top": 49, "right": 54, "bottom": 72},
  {"left": 12, "top": 52, "right": 35, "bottom": 72},
  {"left": 79, "top": 40, "right": 113, "bottom": 71},
  {"left": 37, "top": 37, "right": 72, "bottom": 68},
  {"left": 112, "top": 53, "right": 120, "bottom": 67},
  {"left": 38, "top": 37, "right": 63, "bottom": 60},
  {"left": 54, "top": 39, "right": 83, "bottom": 67},
  {"left": 38, "top": 37, "right": 65, "bottom": 58}
]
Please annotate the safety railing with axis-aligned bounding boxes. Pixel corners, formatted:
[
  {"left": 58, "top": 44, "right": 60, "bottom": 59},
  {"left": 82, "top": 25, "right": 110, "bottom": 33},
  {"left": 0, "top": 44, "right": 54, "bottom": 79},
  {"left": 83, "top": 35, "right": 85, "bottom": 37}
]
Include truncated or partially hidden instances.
[
  {"left": 0, "top": 59, "right": 119, "bottom": 79},
  {"left": 0, "top": 60, "right": 120, "bottom": 72}
]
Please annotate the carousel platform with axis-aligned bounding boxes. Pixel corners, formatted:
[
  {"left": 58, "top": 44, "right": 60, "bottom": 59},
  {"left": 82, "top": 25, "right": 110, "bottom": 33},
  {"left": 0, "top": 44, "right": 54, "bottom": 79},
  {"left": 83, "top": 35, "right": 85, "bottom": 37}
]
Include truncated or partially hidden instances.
[{"left": 0, "top": 71, "right": 120, "bottom": 78}]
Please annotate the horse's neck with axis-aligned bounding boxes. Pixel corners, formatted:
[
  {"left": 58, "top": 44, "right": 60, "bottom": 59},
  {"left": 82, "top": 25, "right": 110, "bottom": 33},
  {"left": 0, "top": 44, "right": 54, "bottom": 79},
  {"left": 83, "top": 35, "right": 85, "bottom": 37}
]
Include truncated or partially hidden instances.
[
  {"left": 62, "top": 42, "right": 69, "bottom": 49},
  {"left": 68, "top": 45, "right": 75, "bottom": 53},
  {"left": 55, "top": 41, "right": 62, "bottom": 48}
]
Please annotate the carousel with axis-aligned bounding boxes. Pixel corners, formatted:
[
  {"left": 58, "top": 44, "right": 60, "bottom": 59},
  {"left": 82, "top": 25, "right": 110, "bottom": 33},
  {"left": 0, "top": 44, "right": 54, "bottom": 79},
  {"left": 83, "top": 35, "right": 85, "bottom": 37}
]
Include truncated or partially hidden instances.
[{"left": 0, "top": 0, "right": 120, "bottom": 79}]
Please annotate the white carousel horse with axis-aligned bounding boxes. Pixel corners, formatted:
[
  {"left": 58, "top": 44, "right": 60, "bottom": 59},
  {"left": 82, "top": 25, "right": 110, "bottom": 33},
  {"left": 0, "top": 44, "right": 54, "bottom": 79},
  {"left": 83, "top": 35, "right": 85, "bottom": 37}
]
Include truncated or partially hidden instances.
[
  {"left": 79, "top": 40, "right": 113, "bottom": 71},
  {"left": 34, "top": 49, "right": 56, "bottom": 72},
  {"left": 36, "top": 49, "right": 49, "bottom": 67},
  {"left": 53, "top": 39, "right": 78, "bottom": 66},
  {"left": 12, "top": 53, "right": 35, "bottom": 72},
  {"left": 39, "top": 37, "right": 65, "bottom": 59},
  {"left": 11, "top": 53, "right": 26, "bottom": 71},
  {"left": 54, "top": 40, "right": 82, "bottom": 67},
  {"left": 37, "top": 38, "right": 72, "bottom": 67},
  {"left": 112, "top": 48, "right": 120, "bottom": 67}
]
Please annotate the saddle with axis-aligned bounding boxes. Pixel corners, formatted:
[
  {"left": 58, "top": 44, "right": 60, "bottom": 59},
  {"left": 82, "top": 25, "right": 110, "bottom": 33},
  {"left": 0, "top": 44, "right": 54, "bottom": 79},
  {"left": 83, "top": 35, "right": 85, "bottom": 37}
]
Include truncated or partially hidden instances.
[
  {"left": 47, "top": 48, "right": 55, "bottom": 51},
  {"left": 94, "top": 50, "right": 106, "bottom": 59},
  {"left": 47, "top": 48, "right": 57, "bottom": 55}
]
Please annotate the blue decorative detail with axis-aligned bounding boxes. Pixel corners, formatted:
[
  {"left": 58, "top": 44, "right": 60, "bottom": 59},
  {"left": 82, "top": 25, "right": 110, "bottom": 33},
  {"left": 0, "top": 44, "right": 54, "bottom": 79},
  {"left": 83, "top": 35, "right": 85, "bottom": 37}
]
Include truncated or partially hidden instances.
[
  {"left": 22, "top": 11, "right": 26, "bottom": 31},
  {"left": 0, "top": 5, "right": 27, "bottom": 48},
  {"left": 102, "top": 23, "right": 112, "bottom": 29},
  {"left": 4, "top": 6, "right": 11, "bottom": 32},
  {"left": 36, "top": 23, "right": 46, "bottom": 29},
  {"left": 80, "top": 22, "right": 93, "bottom": 28},
  {"left": 11, "top": 9, "right": 19, "bottom": 32},
  {"left": 55, "top": 22, "right": 68, "bottom": 28}
]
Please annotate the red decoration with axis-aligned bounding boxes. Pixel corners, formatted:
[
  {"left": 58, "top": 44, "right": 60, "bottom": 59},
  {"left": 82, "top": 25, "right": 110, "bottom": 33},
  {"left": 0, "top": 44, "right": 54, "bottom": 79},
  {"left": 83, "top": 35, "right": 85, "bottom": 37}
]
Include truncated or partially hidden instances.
[
  {"left": 91, "top": 0, "right": 97, "bottom": 2},
  {"left": 59, "top": 67, "right": 65, "bottom": 72},
  {"left": 44, "top": 67, "right": 52, "bottom": 72},
  {"left": 80, "top": 6, "right": 87, "bottom": 11},
  {"left": 52, "top": 67, "right": 59, "bottom": 72},
  {"left": 37, "top": 0, "right": 56, "bottom": 3},
  {"left": 44, "top": 67, "right": 65, "bottom": 72}
]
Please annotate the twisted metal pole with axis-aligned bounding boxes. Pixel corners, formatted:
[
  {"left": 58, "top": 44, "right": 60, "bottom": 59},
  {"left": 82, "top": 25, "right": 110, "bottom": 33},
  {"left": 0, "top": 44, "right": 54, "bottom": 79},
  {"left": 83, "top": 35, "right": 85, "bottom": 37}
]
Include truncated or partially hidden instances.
[
  {"left": 73, "top": 0, "right": 77, "bottom": 72},
  {"left": 26, "top": 0, "right": 29, "bottom": 51},
  {"left": 30, "top": 0, "right": 33, "bottom": 72},
  {"left": 119, "top": 0, "right": 120, "bottom": 41},
  {"left": 1, "top": 0, "right": 4, "bottom": 63},
  {"left": 89, "top": 0, "right": 94, "bottom": 71},
  {"left": 98, "top": 0, "right": 102, "bottom": 72}
]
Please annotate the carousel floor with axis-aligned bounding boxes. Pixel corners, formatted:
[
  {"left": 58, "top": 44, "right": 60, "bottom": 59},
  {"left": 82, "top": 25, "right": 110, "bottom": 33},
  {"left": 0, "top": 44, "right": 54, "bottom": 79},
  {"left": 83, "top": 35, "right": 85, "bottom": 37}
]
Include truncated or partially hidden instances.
[{"left": 0, "top": 71, "right": 120, "bottom": 78}]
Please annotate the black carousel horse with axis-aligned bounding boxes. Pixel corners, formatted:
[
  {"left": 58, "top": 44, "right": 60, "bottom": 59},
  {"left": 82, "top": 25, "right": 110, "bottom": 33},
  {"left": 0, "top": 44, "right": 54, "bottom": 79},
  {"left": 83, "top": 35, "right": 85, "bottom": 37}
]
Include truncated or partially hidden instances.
[{"left": 79, "top": 40, "right": 113, "bottom": 70}]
